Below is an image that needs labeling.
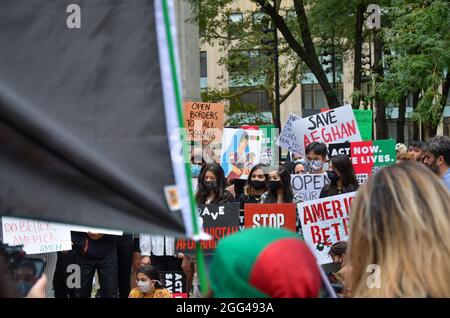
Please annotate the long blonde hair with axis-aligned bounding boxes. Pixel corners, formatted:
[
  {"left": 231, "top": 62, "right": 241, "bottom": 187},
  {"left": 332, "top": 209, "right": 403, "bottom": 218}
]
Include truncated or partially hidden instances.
[{"left": 347, "top": 161, "right": 450, "bottom": 297}]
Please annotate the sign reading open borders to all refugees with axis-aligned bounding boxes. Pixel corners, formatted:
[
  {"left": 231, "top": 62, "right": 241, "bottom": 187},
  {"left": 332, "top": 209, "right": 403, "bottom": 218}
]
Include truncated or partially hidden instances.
[
  {"left": 298, "top": 192, "right": 356, "bottom": 265},
  {"left": 184, "top": 101, "right": 224, "bottom": 144},
  {"left": 175, "top": 203, "right": 240, "bottom": 255},
  {"left": 244, "top": 203, "right": 297, "bottom": 232},
  {"left": 1, "top": 217, "right": 72, "bottom": 255},
  {"left": 220, "top": 128, "right": 262, "bottom": 180},
  {"left": 276, "top": 114, "right": 302, "bottom": 153},
  {"left": 162, "top": 271, "right": 187, "bottom": 298},
  {"left": 292, "top": 105, "right": 362, "bottom": 155},
  {"left": 291, "top": 174, "right": 330, "bottom": 202},
  {"left": 328, "top": 139, "right": 396, "bottom": 184}
]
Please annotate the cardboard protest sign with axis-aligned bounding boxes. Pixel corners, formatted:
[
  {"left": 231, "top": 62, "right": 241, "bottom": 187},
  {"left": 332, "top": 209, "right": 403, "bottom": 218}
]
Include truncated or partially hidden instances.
[
  {"left": 244, "top": 203, "right": 297, "bottom": 232},
  {"left": 220, "top": 128, "right": 262, "bottom": 179},
  {"left": 276, "top": 114, "right": 302, "bottom": 153},
  {"left": 184, "top": 101, "right": 224, "bottom": 144},
  {"left": 1, "top": 217, "right": 72, "bottom": 254},
  {"left": 175, "top": 203, "right": 240, "bottom": 254},
  {"left": 162, "top": 271, "right": 187, "bottom": 298},
  {"left": 291, "top": 174, "right": 330, "bottom": 202},
  {"left": 354, "top": 109, "right": 373, "bottom": 141},
  {"left": 351, "top": 139, "right": 396, "bottom": 184},
  {"left": 297, "top": 192, "right": 356, "bottom": 264},
  {"left": 292, "top": 105, "right": 362, "bottom": 155}
]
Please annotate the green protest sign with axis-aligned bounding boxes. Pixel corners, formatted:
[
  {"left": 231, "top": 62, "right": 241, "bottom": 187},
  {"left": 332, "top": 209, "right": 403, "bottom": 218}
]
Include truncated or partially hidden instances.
[
  {"left": 373, "top": 139, "right": 397, "bottom": 168},
  {"left": 354, "top": 109, "right": 373, "bottom": 141}
]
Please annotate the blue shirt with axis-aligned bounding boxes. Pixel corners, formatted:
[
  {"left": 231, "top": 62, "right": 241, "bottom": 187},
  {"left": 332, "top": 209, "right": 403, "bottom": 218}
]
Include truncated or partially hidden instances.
[{"left": 443, "top": 168, "right": 450, "bottom": 191}]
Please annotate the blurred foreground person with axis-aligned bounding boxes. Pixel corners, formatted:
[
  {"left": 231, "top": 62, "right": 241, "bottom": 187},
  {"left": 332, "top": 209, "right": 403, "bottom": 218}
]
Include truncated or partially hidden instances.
[
  {"left": 347, "top": 162, "right": 450, "bottom": 297},
  {"left": 209, "top": 228, "right": 321, "bottom": 298}
]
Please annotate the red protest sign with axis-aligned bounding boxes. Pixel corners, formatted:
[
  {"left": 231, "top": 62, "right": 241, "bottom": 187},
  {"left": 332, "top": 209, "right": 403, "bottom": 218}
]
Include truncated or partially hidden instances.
[
  {"left": 351, "top": 141, "right": 375, "bottom": 184},
  {"left": 244, "top": 203, "right": 297, "bottom": 232}
]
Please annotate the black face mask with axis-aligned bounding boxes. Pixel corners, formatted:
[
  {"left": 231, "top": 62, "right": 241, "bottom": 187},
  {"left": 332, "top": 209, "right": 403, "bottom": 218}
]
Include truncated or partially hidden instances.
[
  {"left": 327, "top": 170, "right": 340, "bottom": 183},
  {"left": 204, "top": 181, "right": 217, "bottom": 191},
  {"left": 269, "top": 180, "right": 282, "bottom": 191},
  {"left": 249, "top": 180, "right": 266, "bottom": 191}
]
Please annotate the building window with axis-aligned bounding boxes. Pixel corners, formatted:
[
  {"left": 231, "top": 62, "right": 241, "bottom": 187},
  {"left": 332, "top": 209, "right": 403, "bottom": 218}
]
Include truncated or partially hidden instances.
[
  {"left": 200, "top": 51, "right": 207, "bottom": 89},
  {"left": 252, "top": 11, "right": 269, "bottom": 28},
  {"left": 227, "top": 12, "right": 243, "bottom": 39},
  {"left": 387, "top": 119, "right": 414, "bottom": 145},
  {"left": 301, "top": 84, "right": 343, "bottom": 110},
  {"left": 229, "top": 49, "right": 268, "bottom": 87}
]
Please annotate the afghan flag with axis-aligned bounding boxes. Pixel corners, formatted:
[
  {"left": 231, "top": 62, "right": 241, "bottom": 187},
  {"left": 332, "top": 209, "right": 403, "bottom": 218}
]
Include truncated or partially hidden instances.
[
  {"left": 209, "top": 228, "right": 324, "bottom": 298},
  {"left": 0, "top": 0, "right": 198, "bottom": 237}
]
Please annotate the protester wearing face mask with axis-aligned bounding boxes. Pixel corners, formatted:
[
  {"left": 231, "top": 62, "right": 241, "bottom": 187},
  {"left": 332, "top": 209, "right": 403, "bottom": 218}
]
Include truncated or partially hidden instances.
[
  {"left": 128, "top": 265, "right": 171, "bottom": 298},
  {"left": 195, "top": 163, "right": 235, "bottom": 204},
  {"left": 320, "top": 154, "right": 359, "bottom": 198},
  {"left": 239, "top": 164, "right": 268, "bottom": 209},
  {"left": 422, "top": 135, "right": 450, "bottom": 190},
  {"left": 327, "top": 241, "right": 349, "bottom": 286},
  {"left": 260, "top": 167, "right": 302, "bottom": 204},
  {"left": 190, "top": 147, "right": 204, "bottom": 178},
  {"left": 306, "top": 142, "right": 328, "bottom": 174}
]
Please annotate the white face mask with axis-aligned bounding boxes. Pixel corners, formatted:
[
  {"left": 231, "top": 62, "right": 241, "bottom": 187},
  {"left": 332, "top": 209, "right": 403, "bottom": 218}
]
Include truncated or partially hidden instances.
[{"left": 137, "top": 280, "right": 152, "bottom": 293}]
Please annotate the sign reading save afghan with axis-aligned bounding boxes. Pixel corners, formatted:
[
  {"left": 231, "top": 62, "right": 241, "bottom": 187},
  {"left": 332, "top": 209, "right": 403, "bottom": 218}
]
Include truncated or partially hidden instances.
[
  {"left": 292, "top": 105, "right": 362, "bottom": 155},
  {"left": 297, "top": 192, "right": 356, "bottom": 264},
  {"left": 175, "top": 203, "right": 240, "bottom": 254}
]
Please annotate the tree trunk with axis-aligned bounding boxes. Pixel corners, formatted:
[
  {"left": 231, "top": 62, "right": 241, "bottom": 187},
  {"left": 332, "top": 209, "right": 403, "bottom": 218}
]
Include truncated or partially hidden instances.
[
  {"left": 373, "top": 30, "right": 387, "bottom": 140},
  {"left": 255, "top": 0, "right": 340, "bottom": 108},
  {"left": 397, "top": 96, "right": 407, "bottom": 143},
  {"left": 412, "top": 91, "right": 420, "bottom": 140},
  {"left": 352, "top": 2, "right": 366, "bottom": 109},
  {"left": 429, "top": 73, "right": 450, "bottom": 137}
]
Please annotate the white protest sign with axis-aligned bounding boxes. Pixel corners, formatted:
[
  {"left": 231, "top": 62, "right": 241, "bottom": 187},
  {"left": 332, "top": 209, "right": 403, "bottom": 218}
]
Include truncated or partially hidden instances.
[
  {"left": 297, "top": 192, "right": 356, "bottom": 264},
  {"left": 291, "top": 173, "right": 330, "bottom": 202},
  {"left": 276, "top": 114, "right": 302, "bottom": 153},
  {"left": 1, "top": 217, "right": 72, "bottom": 254},
  {"left": 292, "top": 105, "right": 361, "bottom": 155}
]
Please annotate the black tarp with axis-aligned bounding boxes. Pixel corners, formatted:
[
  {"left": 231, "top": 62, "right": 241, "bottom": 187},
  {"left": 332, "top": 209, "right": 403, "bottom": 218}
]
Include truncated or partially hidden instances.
[{"left": 0, "top": 0, "right": 186, "bottom": 235}]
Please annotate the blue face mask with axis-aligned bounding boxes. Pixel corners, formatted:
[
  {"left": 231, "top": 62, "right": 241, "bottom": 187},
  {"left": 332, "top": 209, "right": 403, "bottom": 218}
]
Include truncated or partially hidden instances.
[{"left": 191, "top": 164, "right": 202, "bottom": 178}]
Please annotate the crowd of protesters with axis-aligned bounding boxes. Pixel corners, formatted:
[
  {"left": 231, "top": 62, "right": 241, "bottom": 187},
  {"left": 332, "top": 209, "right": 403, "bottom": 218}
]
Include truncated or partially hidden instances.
[{"left": 0, "top": 135, "right": 449, "bottom": 298}]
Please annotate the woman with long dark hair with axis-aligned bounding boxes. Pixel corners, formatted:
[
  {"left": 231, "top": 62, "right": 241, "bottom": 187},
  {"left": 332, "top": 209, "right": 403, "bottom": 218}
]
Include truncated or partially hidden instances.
[
  {"left": 320, "top": 154, "right": 359, "bottom": 198},
  {"left": 195, "top": 163, "right": 234, "bottom": 204},
  {"left": 260, "top": 167, "right": 302, "bottom": 204},
  {"left": 239, "top": 164, "right": 268, "bottom": 209}
]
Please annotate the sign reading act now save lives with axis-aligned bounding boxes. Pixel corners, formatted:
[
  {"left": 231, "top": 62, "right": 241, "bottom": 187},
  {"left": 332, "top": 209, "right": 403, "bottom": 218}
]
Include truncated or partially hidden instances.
[{"left": 328, "top": 139, "right": 396, "bottom": 184}]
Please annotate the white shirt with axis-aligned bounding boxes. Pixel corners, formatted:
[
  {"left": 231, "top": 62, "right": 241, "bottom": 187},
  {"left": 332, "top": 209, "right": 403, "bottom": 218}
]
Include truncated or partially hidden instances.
[{"left": 139, "top": 234, "right": 175, "bottom": 257}]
